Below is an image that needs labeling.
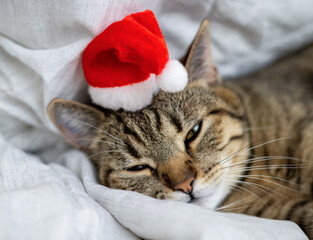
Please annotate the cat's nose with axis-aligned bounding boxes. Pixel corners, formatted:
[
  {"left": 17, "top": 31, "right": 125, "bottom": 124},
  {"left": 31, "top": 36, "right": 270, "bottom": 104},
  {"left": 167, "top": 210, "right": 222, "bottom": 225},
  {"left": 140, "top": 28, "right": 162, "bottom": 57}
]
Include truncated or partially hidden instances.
[{"left": 174, "top": 176, "right": 195, "bottom": 194}]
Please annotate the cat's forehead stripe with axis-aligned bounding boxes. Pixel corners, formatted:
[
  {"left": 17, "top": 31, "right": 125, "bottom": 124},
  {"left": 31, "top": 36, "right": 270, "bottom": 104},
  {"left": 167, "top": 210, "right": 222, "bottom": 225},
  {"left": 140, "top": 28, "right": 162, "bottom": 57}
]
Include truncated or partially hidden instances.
[
  {"left": 123, "top": 124, "right": 146, "bottom": 146},
  {"left": 124, "top": 141, "right": 142, "bottom": 159},
  {"left": 149, "top": 108, "right": 162, "bottom": 131},
  {"left": 164, "top": 112, "right": 183, "bottom": 133}
]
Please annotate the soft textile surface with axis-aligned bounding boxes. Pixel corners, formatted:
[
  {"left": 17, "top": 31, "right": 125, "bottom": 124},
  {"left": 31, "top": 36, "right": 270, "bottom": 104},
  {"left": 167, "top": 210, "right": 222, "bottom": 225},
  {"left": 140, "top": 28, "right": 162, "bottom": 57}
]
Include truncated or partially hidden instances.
[{"left": 0, "top": 0, "right": 312, "bottom": 239}]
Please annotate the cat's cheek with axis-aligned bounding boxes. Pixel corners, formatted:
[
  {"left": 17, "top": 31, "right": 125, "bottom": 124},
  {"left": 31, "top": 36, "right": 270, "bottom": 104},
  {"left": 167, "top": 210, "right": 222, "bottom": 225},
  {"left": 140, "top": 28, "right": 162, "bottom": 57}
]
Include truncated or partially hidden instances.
[{"left": 192, "top": 182, "right": 231, "bottom": 209}]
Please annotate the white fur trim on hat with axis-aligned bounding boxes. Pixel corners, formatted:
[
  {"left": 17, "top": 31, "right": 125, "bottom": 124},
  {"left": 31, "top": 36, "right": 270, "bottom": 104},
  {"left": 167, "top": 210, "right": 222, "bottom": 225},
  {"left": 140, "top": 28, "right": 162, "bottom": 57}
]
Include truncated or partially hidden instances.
[
  {"left": 89, "top": 74, "right": 159, "bottom": 112},
  {"left": 156, "top": 60, "right": 188, "bottom": 92}
]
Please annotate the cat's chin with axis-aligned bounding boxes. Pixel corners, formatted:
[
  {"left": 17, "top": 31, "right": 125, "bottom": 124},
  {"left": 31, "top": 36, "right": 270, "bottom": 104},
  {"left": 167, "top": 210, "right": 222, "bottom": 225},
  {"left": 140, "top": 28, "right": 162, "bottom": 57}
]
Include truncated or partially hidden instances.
[
  {"left": 189, "top": 183, "right": 231, "bottom": 210},
  {"left": 169, "top": 184, "right": 230, "bottom": 210},
  {"left": 189, "top": 196, "right": 219, "bottom": 210}
]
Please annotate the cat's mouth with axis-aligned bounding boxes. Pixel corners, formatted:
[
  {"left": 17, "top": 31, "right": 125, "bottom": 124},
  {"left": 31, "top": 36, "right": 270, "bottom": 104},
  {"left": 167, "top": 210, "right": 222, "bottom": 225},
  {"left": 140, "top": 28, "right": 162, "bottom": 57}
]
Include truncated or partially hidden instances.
[
  {"left": 188, "top": 194, "right": 216, "bottom": 209},
  {"left": 188, "top": 194, "right": 195, "bottom": 203},
  {"left": 188, "top": 192, "right": 211, "bottom": 202},
  {"left": 186, "top": 183, "right": 230, "bottom": 209},
  {"left": 188, "top": 193, "right": 212, "bottom": 204}
]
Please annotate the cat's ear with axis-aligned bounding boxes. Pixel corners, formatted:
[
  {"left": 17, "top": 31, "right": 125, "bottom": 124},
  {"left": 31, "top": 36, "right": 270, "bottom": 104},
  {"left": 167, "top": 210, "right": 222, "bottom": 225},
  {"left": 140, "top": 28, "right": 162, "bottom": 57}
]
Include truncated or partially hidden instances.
[
  {"left": 185, "top": 20, "right": 220, "bottom": 84},
  {"left": 47, "top": 99, "right": 105, "bottom": 151}
]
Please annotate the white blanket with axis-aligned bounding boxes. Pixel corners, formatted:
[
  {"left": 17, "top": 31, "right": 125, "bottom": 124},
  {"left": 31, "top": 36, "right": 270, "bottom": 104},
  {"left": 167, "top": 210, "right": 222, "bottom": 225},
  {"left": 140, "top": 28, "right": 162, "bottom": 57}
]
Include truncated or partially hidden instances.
[{"left": 1, "top": 0, "right": 312, "bottom": 239}]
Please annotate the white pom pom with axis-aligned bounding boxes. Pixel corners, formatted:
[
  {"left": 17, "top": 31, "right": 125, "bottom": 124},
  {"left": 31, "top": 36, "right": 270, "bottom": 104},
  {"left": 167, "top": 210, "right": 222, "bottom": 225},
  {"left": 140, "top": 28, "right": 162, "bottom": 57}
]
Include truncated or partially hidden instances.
[
  {"left": 156, "top": 60, "right": 188, "bottom": 92},
  {"left": 89, "top": 75, "right": 159, "bottom": 112}
]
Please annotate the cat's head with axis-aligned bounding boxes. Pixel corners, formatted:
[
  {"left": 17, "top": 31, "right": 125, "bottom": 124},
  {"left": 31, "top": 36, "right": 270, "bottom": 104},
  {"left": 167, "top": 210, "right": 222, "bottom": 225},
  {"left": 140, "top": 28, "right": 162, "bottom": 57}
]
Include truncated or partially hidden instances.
[{"left": 48, "top": 20, "right": 249, "bottom": 209}]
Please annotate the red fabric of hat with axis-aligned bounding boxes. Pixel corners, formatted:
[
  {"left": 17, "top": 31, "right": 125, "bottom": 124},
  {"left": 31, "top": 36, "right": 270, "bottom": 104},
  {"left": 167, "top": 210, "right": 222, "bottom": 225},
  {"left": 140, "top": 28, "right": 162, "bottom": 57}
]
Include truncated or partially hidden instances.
[{"left": 82, "top": 10, "right": 169, "bottom": 88}]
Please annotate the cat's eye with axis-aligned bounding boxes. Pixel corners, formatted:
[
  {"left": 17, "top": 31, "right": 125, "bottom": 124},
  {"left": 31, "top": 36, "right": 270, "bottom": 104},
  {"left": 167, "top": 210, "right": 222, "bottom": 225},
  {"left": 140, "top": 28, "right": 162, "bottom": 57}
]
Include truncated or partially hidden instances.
[
  {"left": 126, "top": 165, "right": 151, "bottom": 172},
  {"left": 185, "top": 121, "right": 202, "bottom": 143}
]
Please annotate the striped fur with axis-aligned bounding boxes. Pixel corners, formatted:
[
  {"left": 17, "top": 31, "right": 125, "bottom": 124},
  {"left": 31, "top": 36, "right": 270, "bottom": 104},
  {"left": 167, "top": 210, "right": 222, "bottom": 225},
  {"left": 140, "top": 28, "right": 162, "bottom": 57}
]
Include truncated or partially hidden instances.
[{"left": 48, "top": 21, "right": 313, "bottom": 238}]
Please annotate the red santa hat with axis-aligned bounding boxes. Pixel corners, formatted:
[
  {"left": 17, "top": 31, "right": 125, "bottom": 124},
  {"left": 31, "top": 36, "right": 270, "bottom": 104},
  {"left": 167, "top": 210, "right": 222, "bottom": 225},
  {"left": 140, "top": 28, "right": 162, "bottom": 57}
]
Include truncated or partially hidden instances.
[{"left": 82, "top": 10, "right": 188, "bottom": 112}]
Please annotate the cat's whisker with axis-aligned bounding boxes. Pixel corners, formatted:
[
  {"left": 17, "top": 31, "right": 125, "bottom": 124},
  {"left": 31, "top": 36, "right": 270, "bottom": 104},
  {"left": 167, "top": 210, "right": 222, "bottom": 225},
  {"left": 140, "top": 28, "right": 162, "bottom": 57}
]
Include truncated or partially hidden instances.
[
  {"left": 87, "top": 130, "right": 123, "bottom": 146},
  {"left": 230, "top": 177, "right": 288, "bottom": 200},
  {"left": 217, "top": 142, "right": 257, "bottom": 165},
  {"left": 217, "top": 184, "right": 263, "bottom": 212},
  {"left": 88, "top": 150, "right": 122, "bottom": 159},
  {"left": 229, "top": 174, "right": 301, "bottom": 193},
  {"left": 233, "top": 174, "right": 301, "bottom": 187},
  {"left": 59, "top": 138, "right": 122, "bottom": 150},
  {"left": 218, "top": 203, "right": 257, "bottom": 212},
  {"left": 225, "top": 180, "right": 267, "bottom": 205},
  {"left": 74, "top": 119, "right": 123, "bottom": 144},
  {"left": 224, "top": 156, "right": 303, "bottom": 169},
  {"left": 91, "top": 131, "right": 124, "bottom": 147},
  {"left": 218, "top": 137, "right": 292, "bottom": 166},
  {"left": 226, "top": 166, "right": 306, "bottom": 176},
  {"left": 228, "top": 179, "right": 281, "bottom": 201},
  {"left": 226, "top": 164, "right": 307, "bottom": 171},
  {"left": 216, "top": 191, "right": 254, "bottom": 211},
  {"left": 68, "top": 138, "right": 123, "bottom": 146},
  {"left": 198, "top": 136, "right": 268, "bottom": 164},
  {"left": 246, "top": 182, "right": 286, "bottom": 200}
]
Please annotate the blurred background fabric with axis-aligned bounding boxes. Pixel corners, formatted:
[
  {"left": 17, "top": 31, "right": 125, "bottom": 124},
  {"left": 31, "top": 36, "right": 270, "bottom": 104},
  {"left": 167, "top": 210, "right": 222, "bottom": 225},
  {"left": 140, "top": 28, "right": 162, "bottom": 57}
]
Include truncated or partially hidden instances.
[{"left": 0, "top": 0, "right": 312, "bottom": 239}]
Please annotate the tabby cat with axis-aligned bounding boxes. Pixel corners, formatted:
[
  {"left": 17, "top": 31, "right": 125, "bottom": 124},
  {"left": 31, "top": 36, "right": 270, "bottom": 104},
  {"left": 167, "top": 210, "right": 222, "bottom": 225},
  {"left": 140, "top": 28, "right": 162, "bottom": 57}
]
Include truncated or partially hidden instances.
[{"left": 48, "top": 20, "right": 313, "bottom": 238}]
